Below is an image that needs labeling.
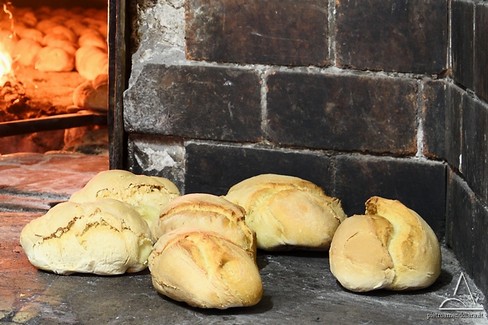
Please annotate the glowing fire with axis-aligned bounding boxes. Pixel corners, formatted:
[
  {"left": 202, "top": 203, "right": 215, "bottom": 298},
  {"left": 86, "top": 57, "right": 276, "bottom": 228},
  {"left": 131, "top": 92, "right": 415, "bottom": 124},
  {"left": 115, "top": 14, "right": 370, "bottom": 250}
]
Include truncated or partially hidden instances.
[
  {"left": 0, "top": 44, "right": 12, "bottom": 84},
  {"left": 0, "top": 2, "right": 14, "bottom": 85}
]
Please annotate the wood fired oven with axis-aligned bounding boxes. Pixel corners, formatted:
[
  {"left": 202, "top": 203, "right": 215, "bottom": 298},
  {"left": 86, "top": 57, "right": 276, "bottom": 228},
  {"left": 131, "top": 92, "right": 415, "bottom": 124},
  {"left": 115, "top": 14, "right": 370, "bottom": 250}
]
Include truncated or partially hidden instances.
[
  {"left": 0, "top": 0, "right": 108, "bottom": 153},
  {"left": 0, "top": 0, "right": 486, "bottom": 322}
]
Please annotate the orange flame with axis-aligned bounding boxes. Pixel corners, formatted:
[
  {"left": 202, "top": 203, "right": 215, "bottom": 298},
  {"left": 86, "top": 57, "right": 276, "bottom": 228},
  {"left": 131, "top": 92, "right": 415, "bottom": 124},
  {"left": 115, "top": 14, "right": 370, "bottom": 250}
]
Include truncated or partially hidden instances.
[
  {"left": 0, "top": 44, "right": 12, "bottom": 82},
  {"left": 0, "top": 2, "right": 14, "bottom": 85}
]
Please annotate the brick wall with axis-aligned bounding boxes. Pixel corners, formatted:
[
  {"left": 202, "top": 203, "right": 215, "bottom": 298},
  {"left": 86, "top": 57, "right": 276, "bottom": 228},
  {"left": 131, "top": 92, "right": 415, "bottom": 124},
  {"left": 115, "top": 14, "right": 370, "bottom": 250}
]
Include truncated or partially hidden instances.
[
  {"left": 445, "top": 0, "right": 488, "bottom": 300},
  {"left": 123, "top": 0, "right": 488, "bottom": 299}
]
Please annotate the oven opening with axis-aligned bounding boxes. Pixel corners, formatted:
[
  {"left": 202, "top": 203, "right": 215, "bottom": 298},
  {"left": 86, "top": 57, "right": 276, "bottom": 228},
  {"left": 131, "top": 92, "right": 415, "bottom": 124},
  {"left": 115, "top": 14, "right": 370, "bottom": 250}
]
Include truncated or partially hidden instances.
[{"left": 0, "top": 0, "right": 108, "bottom": 154}]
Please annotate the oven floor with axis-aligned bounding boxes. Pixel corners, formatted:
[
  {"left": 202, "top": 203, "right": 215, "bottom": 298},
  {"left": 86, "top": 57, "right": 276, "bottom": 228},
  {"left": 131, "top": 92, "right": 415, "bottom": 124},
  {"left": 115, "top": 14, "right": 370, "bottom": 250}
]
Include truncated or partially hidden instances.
[{"left": 0, "top": 152, "right": 486, "bottom": 324}]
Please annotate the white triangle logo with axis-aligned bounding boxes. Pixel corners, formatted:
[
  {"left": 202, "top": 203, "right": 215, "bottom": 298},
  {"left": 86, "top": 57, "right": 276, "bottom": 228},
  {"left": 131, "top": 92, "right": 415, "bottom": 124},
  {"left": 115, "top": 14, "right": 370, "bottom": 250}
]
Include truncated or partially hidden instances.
[{"left": 438, "top": 273, "right": 484, "bottom": 311}]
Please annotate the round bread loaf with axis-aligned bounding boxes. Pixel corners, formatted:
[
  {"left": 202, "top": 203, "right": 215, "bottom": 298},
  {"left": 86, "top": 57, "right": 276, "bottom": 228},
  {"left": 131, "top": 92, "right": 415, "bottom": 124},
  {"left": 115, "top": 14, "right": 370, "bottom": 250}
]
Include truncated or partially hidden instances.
[
  {"left": 36, "top": 19, "right": 59, "bottom": 33},
  {"left": 148, "top": 230, "right": 263, "bottom": 309},
  {"left": 16, "top": 27, "right": 44, "bottom": 43},
  {"left": 72, "top": 74, "right": 108, "bottom": 110},
  {"left": 17, "top": 10, "right": 38, "bottom": 27},
  {"left": 42, "top": 38, "right": 77, "bottom": 56},
  {"left": 12, "top": 38, "right": 42, "bottom": 67},
  {"left": 329, "top": 196, "right": 441, "bottom": 292},
  {"left": 78, "top": 31, "right": 107, "bottom": 50},
  {"left": 154, "top": 193, "right": 256, "bottom": 257},
  {"left": 69, "top": 169, "right": 180, "bottom": 238},
  {"left": 44, "top": 25, "right": 77, "bottom": 44},
  {"left": 20, "top": 199, "right": 153, "bottom": 275},
  {"left": 225, "top": 174, "right": 346, "bottom": 251},
  {"left": 35, "top": 46, "right": 74, "bottom": 72},
  {"left": 75, "top": 45, "right": 108, "bottom": 80}
]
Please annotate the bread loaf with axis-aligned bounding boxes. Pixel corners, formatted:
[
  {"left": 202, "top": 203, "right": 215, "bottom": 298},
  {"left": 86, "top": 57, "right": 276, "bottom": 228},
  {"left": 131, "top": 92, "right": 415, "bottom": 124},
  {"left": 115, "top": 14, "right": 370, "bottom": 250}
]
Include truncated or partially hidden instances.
[
  {"left": 148, "top": 230, "right": 263, "bottom": 309},
  {"left": 16, "top": 27, "right": 44, "bottom": 43},
  {"left": 78, "top": 31, "right": 107, "bottom": 51},
  {"left": 69, "top": 169, "right": 180, "bottom": 238},
  {"left": 35, "top": 46, "right": 74, "bottom": 72},
  {"left": 36, "top": 19, "right": 59, "bottom": 34},
  {"left": 12, "top": 38, "right": 42, "bottom": 67},
  {"left": 72, "top": 74, "right": 108, "bottom": 110},
  {"left": 225, "top": 174, "right": 346, "bottom": 251},
  {"left": 75, "top": 45, "right": 108, "bottom": 80},
  {"left": 329, "top": 196, "right": 441, "bottom": 292},
  {"left": 44, "top": 25, "right": 77, "bottom": 44},
  {"left": 20, "top": 199, "right": 154, "bottom": 275},
  {"left": 17, "top": 10, "right": 38, "bottom": 28},
  {"left": 42, "top": 38, "right": 77, "bottom": 56},
  {"left": 9, "top": 7, "right": 108, "bottom": 80},
  {"left": 154, "top": 193, "right": 256, "bottom": 257}
]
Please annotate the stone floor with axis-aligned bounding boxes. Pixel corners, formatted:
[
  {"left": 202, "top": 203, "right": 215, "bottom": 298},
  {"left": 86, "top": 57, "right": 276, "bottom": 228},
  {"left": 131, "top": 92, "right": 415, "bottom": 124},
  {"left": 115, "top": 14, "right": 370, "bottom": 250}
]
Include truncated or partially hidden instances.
[{"left": 0, "top": 152, "right": 487, "bottom": 324}]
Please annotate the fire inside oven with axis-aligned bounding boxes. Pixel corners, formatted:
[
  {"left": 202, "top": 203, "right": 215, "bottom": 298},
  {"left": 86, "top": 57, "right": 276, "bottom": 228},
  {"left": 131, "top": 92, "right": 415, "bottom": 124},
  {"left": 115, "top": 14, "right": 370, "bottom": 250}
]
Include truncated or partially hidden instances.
[{"left": 0, "top": 0, "right": 108, "bottom": 153}]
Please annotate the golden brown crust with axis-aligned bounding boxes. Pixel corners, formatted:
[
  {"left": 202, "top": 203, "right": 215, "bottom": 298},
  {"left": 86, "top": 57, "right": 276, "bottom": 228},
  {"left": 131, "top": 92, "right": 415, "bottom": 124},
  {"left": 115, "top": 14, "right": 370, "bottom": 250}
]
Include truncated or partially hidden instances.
[
  {"left": 148, "top": 230, "right": 263, "bottom": 309},
  {"left": 35, "top": 46, "right": 74, "bottom": 72},
  {"left": 365, "top": 196, "right": 442, "bottom": 290},
  {"left": 69, "top": 169, "right": 180, "bottom": 239},
  {"left": 72, "top": 74, "right": 108, "bottom": 110},
  {"left": 20, "top": 199, "right": 153, "bottom": 275},
  {"left": 155, "top": 193, "right": 256, "bottom": 257},
  {"left": 225, "top": 174, "right": 346, "bottom": 250},
  {"left": 329, "top": 214, "right": 395, "bottom": 292},
  {"left": 329, "top": 197, "right": 441, "bottom": 292}
]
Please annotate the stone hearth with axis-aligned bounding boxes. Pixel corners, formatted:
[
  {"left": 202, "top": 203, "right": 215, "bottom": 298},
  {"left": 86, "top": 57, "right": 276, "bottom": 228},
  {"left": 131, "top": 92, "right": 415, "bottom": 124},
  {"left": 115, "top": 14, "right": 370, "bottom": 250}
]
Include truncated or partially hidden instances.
[{"left": 0, "top": 152, "right": 487, "bottom": 324}]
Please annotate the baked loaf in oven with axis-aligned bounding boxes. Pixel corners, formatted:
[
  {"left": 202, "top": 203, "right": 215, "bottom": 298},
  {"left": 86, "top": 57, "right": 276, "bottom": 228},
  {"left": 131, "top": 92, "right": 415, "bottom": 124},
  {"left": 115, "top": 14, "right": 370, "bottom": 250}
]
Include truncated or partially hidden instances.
[
  {"left": 225, "top": 174, "right": 346, "bottom": 251},
  {"left": 75, "top": 45, "right": 108, "bottom": 80},
  {"left": 12, "top": 38, "right": 42, "bottom": 67},
  {"left": 20, "top": 199, "right": 153, "bottom": 275},
  {"left": 69, "top": 169, "right": 180, "bottom": 238},
  {"left": 35, "top": 46, "right": 74, "bottom": 72},
  {"left": 329, "top": 196, "right": 441, "bottom": 292},
  {"left": 72, "top": 74, "right": 108, "bottom": 110},
  {"left": 42, "top": 25, "right": 77, "bottom": 44},
  {"left": 154, "top": 193, "right": 256, "bottom": 257},
  {"left": 3, "top": 6, "right": 107, "bottom": 77},
  {"left": 78, "top": 31, "right": 107, "bottom": 51},
  {"left": 15, "top": 27, "right": 44, "bottom": 44},
  {"left": 148, "top": 229, "right": 263, "bottom": 309}
]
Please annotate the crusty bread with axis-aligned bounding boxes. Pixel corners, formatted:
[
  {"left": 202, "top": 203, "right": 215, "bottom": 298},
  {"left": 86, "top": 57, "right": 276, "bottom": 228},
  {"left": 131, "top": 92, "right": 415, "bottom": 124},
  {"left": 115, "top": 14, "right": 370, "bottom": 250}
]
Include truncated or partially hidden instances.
[
  {"left": 225, "top": 174, "right": 346, "bottom": 251},
  {"left": 78, "top": 31, "right": 107, "bottom": 51},
  {"left": 329, "top": 196, "right": 441, "bottom": 292},
  {"left": 42, "top": 38, "right": 77, "bottom": 56},
  {"left": 72, "top": 74, "right": 108, "bottom": 110},
  {"left": 12, "top": 38, "right": 42, "bottom": 67},
  {"left": 154, "top": 193, "right": 256, "bottom": 257},
  {"left": 36, "top": 19, "right": 60, "bottom": 34},
  {"left": 69, "top": 169, "right": 180, "bottom": 238},
  {"left": 75, "top": 45, "right": 108, "bottom": 80},
  {"left": 148, "top": 230, "right": 263, "bottom": 309},
  {"left": 35, "top": 46, "right": 74, "bottom": 72},
  {"left": 17, "top": 10, "right": 37, "bottom": 28},
  {"left": 16, "top": 27, "right": 44, "bottom": 44},
  {"left": 20, "top": 199, "right": 154, "bottom": 275},
  {"left": 329, "top": 214, "right": 396, "bottom": 292},
  {"left": 43, "top": 25, "right": 77, "bottom": 44},
  {"left": 12, "top": 7, "right": 107, "bottom": 80}
]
